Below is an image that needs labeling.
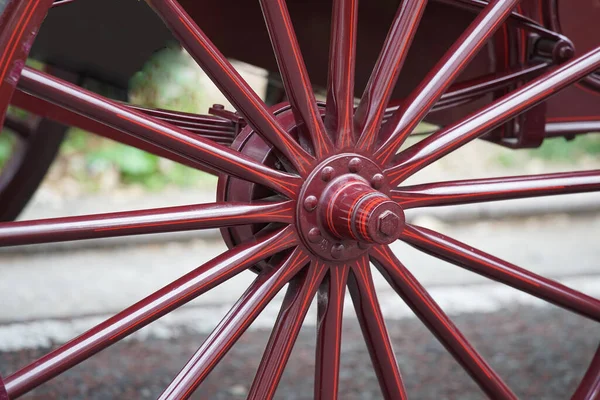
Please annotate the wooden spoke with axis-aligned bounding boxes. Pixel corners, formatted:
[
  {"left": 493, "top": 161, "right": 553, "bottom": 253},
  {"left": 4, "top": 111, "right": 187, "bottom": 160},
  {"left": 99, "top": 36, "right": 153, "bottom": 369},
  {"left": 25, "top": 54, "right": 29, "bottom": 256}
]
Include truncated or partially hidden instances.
[
  {"left": 371, "top": 245, "right": 516, "bottom": 399},
  {"left": 146, "top": 0, "right": 314, "bottom": 174}
]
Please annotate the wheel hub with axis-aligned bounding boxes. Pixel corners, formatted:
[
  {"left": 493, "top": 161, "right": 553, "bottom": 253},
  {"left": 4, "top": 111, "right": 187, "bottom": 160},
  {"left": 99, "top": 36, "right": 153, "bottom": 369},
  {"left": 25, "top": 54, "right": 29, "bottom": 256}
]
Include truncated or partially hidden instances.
[
  {"left": 297, "top": 154, "right": 404, "bottom": 261},
  {"left": 218, "top": 104, "right": 405, "bottom": 264}
]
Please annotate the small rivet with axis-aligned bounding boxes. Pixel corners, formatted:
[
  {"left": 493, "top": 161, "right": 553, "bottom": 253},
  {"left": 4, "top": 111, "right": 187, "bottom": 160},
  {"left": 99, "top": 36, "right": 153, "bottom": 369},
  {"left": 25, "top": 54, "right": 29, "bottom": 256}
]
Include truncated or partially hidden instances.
[
  {"left": 371, "top": 173, "right": 385, "bottom": 189},
  {"left": 321, "top": 166, "right": 335, "bottom": 182},
  {"left": 308, "top": 228, "right": 322, "bottom": 243},
  {"left": 348, "top": 157, "right": 362, "bottom": 173},
  {"left": 304, "top": 195, "right": 318, "bottom": 211},
  {"left": 331, "top": 243, "right": 345, "bottom": 259}
]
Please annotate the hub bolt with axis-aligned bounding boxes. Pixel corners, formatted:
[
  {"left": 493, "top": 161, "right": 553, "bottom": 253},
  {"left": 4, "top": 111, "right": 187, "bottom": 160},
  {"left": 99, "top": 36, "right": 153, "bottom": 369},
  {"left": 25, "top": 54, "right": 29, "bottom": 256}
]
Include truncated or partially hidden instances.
[
  {"left": 348, "top": 157, "right": 362, "bottom": 173},
  {"left": 308, "top": 228, "right": 322, "bottom": 243},
  {"left": 371, "top": 173, "right": 385, "bottom": 189},
  {"left": 304, "top": 195, "right": 318, "bottom": 211},
  {"left": 321, "top": 166, "right": 335, "bottom": 182},
  {"left": 331, "top": 243, "right": 345, "bottom": 259}
]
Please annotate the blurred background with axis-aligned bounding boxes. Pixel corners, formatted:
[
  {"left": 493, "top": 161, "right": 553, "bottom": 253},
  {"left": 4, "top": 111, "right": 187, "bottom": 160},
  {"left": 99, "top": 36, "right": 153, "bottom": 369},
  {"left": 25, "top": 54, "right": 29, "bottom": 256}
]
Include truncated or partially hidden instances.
[{"left": 0, "top": 47, "right": 599, "bottom": 399}]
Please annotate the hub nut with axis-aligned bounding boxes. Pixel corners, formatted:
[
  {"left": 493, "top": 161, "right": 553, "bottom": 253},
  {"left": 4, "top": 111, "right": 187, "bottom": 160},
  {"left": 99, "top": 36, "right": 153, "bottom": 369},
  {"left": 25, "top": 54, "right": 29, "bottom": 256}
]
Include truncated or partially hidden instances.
[{"left": 377, "top": 210, "right": 400, "bottom": 237}]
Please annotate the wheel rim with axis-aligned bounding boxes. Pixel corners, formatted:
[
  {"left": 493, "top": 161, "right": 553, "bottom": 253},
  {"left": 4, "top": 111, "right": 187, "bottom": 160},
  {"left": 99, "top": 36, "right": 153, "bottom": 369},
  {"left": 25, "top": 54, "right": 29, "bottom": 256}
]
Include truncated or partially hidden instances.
[{"left": 0, "top": 0, "right": 599, "bottom": 399}]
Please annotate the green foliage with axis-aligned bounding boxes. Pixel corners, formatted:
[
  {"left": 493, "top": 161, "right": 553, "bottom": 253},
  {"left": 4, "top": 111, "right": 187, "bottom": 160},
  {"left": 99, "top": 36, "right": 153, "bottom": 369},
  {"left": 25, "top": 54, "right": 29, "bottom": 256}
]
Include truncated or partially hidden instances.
[
  {"left": 528, "top": 134, "right": 600, "bottom": 162},
  {"left": 59, "top": 127, "right": 213, "bottom": 191},
  {"left": 87, "top": 144, "right": 158, "bottom": 177},
  {"left": 128, "top": 45, "right": 207, "bottom": 113},
  {"left": 60, "top": 128, "right": 89, "bottom": 154},
  {"left": 0, "top": 131, "right": 15, "bottom": 167},
  {"left": 41, "top": 47, "right": 216, "bottom": 191}
]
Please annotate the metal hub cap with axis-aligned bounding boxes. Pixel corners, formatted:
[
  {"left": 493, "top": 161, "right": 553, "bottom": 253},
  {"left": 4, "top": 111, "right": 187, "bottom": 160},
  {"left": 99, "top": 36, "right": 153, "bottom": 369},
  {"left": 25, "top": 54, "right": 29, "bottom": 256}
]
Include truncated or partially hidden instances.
[{"left": 297, "top": 154, "right": 404, "bottom": 261}]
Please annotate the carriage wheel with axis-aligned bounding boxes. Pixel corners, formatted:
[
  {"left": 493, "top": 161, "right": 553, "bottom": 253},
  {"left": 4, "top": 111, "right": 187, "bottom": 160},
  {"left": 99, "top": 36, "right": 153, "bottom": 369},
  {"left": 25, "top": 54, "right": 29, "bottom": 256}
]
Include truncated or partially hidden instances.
[
  {"left": 0, "top": 67, "right": 80, "bottom": 222},
  {"left": 0, "top": 0, "right": 600, "bottom": 399}
]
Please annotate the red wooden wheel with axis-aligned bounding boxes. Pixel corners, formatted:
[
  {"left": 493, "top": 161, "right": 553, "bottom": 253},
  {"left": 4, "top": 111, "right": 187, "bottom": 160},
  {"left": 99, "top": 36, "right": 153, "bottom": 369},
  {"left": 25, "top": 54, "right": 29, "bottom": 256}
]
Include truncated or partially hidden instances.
[
  {"left": 0, "top": 1, "right": 599, "bottom": 399},
  {"left": 0, "top": 112, "right": 66, "bottom": 222}
]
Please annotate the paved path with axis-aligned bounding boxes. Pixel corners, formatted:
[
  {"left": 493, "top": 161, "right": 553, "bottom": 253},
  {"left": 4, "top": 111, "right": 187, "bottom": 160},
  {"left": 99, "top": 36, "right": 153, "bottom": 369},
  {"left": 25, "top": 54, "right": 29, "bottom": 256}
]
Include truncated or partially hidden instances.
[
  {"left": 0, "top": 214, "right": 599, "bottom": 398},
  {"left": 1, "top": 307, "right": 598, "bottom": 399}
]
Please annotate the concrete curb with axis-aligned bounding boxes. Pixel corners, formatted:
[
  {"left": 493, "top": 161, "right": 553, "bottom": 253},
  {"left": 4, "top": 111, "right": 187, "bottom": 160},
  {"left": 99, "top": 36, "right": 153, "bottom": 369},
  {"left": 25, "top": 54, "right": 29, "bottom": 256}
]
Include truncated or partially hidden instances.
[{"left": 2, "top": 189, "right": 599, "bottom": 254}]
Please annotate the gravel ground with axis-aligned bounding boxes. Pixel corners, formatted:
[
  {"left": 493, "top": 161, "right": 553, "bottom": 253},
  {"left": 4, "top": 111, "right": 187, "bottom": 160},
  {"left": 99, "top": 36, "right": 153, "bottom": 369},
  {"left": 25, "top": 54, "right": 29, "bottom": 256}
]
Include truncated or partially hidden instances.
[{"left": 1, "top": 306, "right": 598, "bottom": 399}]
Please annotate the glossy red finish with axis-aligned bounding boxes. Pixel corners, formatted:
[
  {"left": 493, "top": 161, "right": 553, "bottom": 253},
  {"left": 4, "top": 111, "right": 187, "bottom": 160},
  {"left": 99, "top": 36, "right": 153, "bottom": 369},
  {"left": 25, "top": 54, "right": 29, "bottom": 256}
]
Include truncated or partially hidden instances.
[
  {"left": 382, "top": 62, "right": 549, "bottom": 123},
  {"left": 391, "top": 169, "right": 600, "bottom": 209},
  {"left": 0, "top": 0, "right": 53, "bottom": 128},
  {"left": 159, "top": 248, "right": 310, "bottom": 400},
  {"left": 401, "top": 224, "right": 600, "bottom": 322},
  {"left": 247, "top": 262, "right": 327, "bottom": 400},
  {"left": 347, "top": 256, "right": 407, "bottom": 399},
  {"left": 387, "top": 47, "right": 600, "bottom": 185},
  {"left": 4, "top": 227, "right": 297, "bottom": 398},
  {"left": 0, "top": 0, "right": 600, "bottom": 398},
  {"left": 314, "top": 266, "right": 348, "bottom": 399},
  {"left": 325, "top": 0, "right": 358, "bottom": 149},
  {"left": 371, "top": 245, "right": 517, "bottom": 399},
  {"left": 296, "top": 153, "right": 397, "bottom": 261},
  {"left": 0, "top": 374, "right": 7, "bottom": 400},
  {"left": 0, "top": 201, "right": 294, "bottom": 246},
  {"left": 355, "top": 0, "right": 427, "bottom": 151},
  {"left": 319, "top": 178, "right": 403, "bottom": 244},
  {"left": 259, "top": 0, "right": 334, "bottom": 159},
  {"left": 146, "top": 0, "right": 314, "bottom": 175},
  {"left": 51, "top": 0, "right": 76, "bottom": 7},
  {"left": 573, "top": 344, "right": 600, "bottom": 400},
  {"left": 0, "top": 66, "right": 76, "bottom": 222},
  {"left": 0, "top": 111, "right": 65, "bottom": 221},
  {"left": 14, "top": 81, "right": 239, "bottom": 142},
  {"left": 375, "top": 0, "right": 522, "bottom": 164},
  {"left": 11, "top": 84, "right": 235, "bottom": 175},
  {"left": 18, "top": 66, "right": 301, "bottom": 198}
]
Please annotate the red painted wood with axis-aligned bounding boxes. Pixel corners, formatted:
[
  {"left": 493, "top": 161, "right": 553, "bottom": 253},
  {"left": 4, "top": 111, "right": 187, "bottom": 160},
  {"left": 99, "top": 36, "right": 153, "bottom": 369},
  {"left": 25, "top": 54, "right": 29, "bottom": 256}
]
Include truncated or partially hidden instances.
[
  {"left": 572, "top": 344, "right": 600, "bottom": 399},
  {"left": 387, "top": 47, "right": 600, "bottom": 185},
  {"left": 159, "top": 248, "right": 309, "bottom": 400},
  {"left": 314, "top": 266, "right": 348, "bottom": 399},
  {"left": 17, "top": 67, "right": 302, "bottom": 198},
  {"left": 51, "top": 0, "right": 77, "bottom": 7},
  {"left": 0, "top": 110, "right": 65, "bottom": 222},
  {"left": 11, "top": 85, "right": 232, "bottom": 175},
  {"left": 376, "top": 0, "right": 522, "bottom": 165},
  {"left": 438, "top": 0, "right": 570, "bottom": 43},
  {"left": 0, "top": 0, "right": 53, "bottom": 128},
  {"left": 347, "top": 256, "right": 407, "bottom": 400},
  {"left": 401, "top": 224, "right": 600, "bottom": 322},
  {"left": 4, "top": 227, "right": 297, "bottom": 398},
  {"left": 247, "top": 262, "right": 327, "bottom": 400},
  {"left": 0, "top": 0, "right": 599, "bottom": 397},
  {"left": 146, "top": 0, "right": 314, "bottom": 175},
  {"left": 259, "top": 0, "right": 333, "bottom": 159},
  {"left": 371, "top": 245, "right": 517, "bottom": 399},
  {"left": 326, "top": 0, "right": 358, "bottom": 149},
  {"left": 0, "top": 201, "right": 294, "bottom": 246},
  {"left": 355, "top": 0, "right": 428, "bottom": 151},
  {"left": 382, "top": 63, "right": 549, "bottom": 122},
  {"left": 319, "top": 177, "right": 404, "bottom": 245},
  {"left": 391, "top": 169, "right": 600, "bottom": 208}
]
